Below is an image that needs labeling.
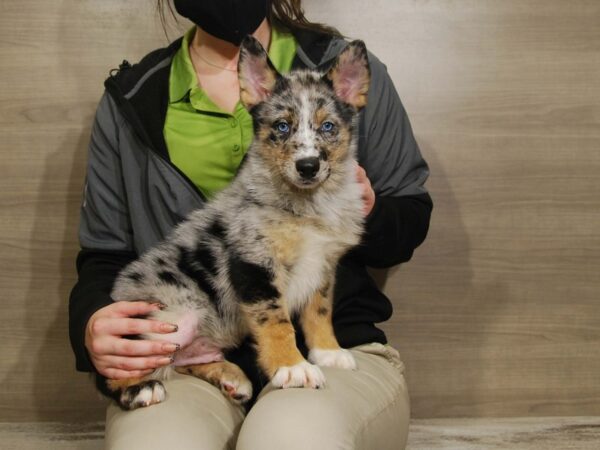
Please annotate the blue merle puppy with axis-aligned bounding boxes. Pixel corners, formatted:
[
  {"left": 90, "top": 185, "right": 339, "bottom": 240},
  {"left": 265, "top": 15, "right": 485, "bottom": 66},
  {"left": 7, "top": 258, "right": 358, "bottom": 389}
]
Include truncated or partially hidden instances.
[{"left": 101, "top": 36, "right": 371, "bottom": 410}]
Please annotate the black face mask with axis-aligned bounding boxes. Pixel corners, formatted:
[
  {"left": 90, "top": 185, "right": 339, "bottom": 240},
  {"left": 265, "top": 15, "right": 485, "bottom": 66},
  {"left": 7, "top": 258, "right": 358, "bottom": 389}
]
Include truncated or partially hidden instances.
[{"left": 174, "top": 0, "right": 269, "bottom": 46}]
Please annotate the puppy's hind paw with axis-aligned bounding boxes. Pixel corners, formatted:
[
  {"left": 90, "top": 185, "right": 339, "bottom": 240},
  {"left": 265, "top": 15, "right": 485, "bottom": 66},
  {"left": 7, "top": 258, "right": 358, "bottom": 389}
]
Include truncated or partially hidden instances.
[
  {"left": 221, "top": 374, "right": 253, "bottom": 405},
  {"left": 271, "top": 361, "right": 326, "bottom": 389},
  {"left": 119, "top": 380, "right": 166, "bottom": 410},
  {"left": 308, "top": 348, "right": 357, "bottom": 370}
]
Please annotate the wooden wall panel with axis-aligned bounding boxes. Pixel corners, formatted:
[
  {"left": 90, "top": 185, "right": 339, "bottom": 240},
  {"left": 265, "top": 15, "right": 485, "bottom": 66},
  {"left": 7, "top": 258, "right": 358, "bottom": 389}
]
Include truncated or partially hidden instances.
[
  {"left": 0, "top": 0, "right": 174, "bottom": 423},
  {"left": 307, "top": 0, "right": 600, "bottom": 418},
  {"left": 0, "top": 0, "right": 598, "bottom": 421}
]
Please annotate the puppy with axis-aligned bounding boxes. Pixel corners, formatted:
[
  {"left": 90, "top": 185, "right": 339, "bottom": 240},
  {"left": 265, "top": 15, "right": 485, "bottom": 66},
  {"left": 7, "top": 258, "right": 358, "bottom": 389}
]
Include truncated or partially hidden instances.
[{"left": 99, "top": 36, "right": 371, "bottom": 410}]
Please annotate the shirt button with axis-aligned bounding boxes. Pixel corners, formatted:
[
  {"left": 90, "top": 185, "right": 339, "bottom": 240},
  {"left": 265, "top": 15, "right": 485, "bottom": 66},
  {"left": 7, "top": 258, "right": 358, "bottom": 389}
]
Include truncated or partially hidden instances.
[{"left": 230, "top": 118, "right": 238, "bottom": 127}]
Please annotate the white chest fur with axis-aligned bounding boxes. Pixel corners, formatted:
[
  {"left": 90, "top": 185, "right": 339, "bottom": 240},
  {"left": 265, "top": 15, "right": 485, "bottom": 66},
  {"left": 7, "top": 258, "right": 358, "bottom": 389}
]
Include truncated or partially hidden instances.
[
  {"left": 285, "top": 229, "right": 329, "bottom": 312},
  {"left": 269, "top": 164, "right": 364, "bottom": 313},
  {"left": 284, "top": 222, "right": 359, "bottom": 313}
]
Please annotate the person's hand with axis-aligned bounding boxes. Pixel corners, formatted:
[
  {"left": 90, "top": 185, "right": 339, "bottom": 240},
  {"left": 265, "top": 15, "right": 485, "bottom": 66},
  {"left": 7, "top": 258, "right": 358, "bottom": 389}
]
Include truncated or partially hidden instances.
[
  {"left": 85, "top": 301, "right": 180, "bottom": 379},
  {"left": 356, "top": 164, "right": 376, "bottom": 216}
]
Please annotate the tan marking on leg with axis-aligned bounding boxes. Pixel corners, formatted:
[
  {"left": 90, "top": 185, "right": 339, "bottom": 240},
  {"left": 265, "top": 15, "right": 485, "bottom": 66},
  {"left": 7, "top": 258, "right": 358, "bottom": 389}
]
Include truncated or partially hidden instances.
[
  {"left": 242, "top": 302, "right": 305, "bottom": 377},
  {"left": 174, "top": 360, "right": 239, "bottom": 384},
  {"left": 175, "top": 360, "right": 252, "bottom": 403},
  {"left": 106, "top": 377, "right": 146, "bottom": 392},
  {"left": 300, "top": 288, "right": 341, "bottom": 351}
]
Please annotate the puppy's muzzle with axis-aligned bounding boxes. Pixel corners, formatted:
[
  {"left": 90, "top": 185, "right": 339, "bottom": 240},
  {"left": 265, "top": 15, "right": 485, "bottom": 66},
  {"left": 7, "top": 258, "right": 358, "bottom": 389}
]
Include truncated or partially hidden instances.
[{"left": 296, "top": 157, "right": 320, "bottom": 180}]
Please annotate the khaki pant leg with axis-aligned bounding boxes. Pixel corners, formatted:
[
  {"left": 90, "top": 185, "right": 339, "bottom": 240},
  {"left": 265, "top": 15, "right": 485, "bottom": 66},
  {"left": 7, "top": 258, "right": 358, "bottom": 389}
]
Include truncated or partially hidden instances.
[
  {"left": 236, "top": 343, "right": 410, "bottom": 450},
  {"left": 105, "top": 371, "right": 245, "bottom": 450}
]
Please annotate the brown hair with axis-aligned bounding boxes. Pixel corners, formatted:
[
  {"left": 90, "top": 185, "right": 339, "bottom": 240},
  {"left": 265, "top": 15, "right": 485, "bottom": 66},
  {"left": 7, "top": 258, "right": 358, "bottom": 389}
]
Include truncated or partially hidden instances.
[
  {"left": 268, "top": 0, "right": 341, "bottom": 37},
  {"left": 157, "top": 0, "right": 341, "bottom": 39}
]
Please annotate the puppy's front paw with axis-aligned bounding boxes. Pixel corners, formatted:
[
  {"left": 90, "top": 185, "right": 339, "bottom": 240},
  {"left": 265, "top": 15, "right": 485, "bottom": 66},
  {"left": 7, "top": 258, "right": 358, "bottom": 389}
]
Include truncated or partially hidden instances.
[
  {"left": 271, "top": 361, "right": 326, "bottom": 389},
  {"left": 119, "top": 380, "right": 166, "bottom": 410},
  {"left": 308, "top": 348, "right": 357, "bottom": 370}
]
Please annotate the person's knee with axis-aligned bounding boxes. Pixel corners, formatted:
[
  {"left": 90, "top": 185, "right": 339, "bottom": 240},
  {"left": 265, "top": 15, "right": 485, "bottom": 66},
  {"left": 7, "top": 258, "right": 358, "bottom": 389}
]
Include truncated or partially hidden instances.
[
  {"left": 236, "top": 347, "right": 410, "bottom": 450},
  {"left": 236, "top": 389, "right": 353, "bottom": 449},
  {"left": 106, "top": 374, "right": 245, "bottom": 450}
]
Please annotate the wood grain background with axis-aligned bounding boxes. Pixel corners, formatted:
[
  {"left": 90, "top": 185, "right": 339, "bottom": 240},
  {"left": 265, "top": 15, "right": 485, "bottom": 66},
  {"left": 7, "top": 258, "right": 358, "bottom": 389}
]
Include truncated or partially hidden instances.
[{"left": 0, "top": 0, "right": 598, "bottom": 421}]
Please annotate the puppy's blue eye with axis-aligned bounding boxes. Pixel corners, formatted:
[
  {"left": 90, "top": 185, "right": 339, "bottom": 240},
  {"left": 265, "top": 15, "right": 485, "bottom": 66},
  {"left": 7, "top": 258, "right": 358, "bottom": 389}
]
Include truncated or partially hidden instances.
[
  {"left": 321, "top": 121, "right": 335, "bottom": 132},
  {"left": 277, "top": 122, "right": 290, "bottom": 133}
]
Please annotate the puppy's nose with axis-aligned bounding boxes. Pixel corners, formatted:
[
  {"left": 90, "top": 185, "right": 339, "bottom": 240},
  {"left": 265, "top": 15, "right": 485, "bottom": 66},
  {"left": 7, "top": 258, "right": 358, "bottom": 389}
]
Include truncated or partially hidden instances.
[{"left": 296, "top": 157, "right": 320, "bottom": 179}]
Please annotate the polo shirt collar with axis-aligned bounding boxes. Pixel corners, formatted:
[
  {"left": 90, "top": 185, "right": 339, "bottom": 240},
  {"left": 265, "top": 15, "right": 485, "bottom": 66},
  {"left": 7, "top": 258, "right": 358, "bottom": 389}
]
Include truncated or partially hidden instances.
[
  {"left": 169, "top": 26, "right": 298, "bottom": 112},
  {"left": 169, "top": 28, "right": 198, "bottom": 105}
]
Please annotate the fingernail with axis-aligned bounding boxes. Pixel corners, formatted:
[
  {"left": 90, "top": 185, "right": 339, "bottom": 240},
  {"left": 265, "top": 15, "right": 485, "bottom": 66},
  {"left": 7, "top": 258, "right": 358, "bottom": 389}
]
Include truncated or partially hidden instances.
[
  {"left": 151, "top": 302, "right": 167, "bottom": 309},
  {"left": 159, "top": 357, "right": 172, "bottom": 365},
  {"left": 162, "top": 343, "right": 180, "bottom": 353},
  {"left": 161, "top": 323, "right": 178, "bottom": 332}
]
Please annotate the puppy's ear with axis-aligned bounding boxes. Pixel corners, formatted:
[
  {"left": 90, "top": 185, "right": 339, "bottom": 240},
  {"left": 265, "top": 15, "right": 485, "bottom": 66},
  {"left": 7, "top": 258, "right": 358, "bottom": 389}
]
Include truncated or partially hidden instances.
[
  {"left": 238, "top": 35, "right": 280, "bottom": 109},
  {"left": 325, "top": 40, "right": 371, "bottom": 109}
]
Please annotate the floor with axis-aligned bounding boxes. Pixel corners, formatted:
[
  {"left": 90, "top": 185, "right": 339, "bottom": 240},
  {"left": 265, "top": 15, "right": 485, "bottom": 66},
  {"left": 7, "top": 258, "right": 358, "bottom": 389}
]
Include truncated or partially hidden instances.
[
  {"left": 408, "top": 417, "right": 600, "bottom": 450},
  {"left": 1, "top": 417, "right": 598, "bottom": 449}
]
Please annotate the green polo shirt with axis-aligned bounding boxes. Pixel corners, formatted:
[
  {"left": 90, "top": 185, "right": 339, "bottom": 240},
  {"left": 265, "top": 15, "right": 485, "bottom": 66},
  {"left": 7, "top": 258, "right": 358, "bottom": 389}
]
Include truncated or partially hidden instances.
[{"left": 164, "top": 27, "right": 297, "bottom": 199}]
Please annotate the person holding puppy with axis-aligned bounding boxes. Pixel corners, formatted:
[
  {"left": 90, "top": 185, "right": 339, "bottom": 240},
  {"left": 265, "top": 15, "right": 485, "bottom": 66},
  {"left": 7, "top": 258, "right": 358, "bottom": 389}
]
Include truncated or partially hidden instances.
[{"left": 69, "top": 1, "right": 432, "bottom": 448}]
